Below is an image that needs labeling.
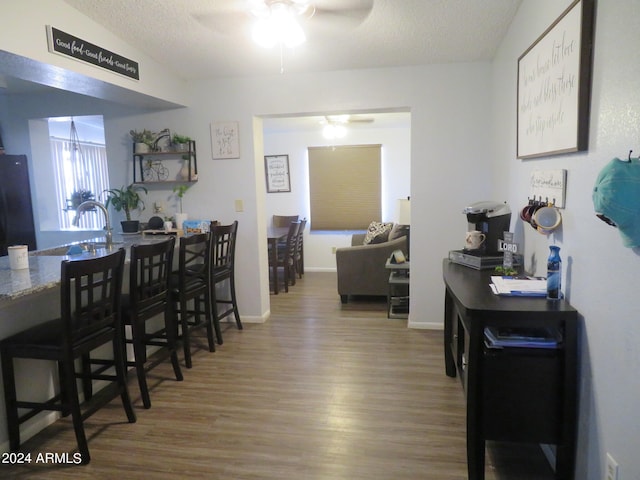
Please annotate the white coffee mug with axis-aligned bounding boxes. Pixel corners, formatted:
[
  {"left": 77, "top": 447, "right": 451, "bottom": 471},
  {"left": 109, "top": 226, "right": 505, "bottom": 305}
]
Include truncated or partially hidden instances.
[
  {"left": 465, "top": 230, "right": 486, "bottom": 250},
  {"left": 8, "top": 245, "right": 29, "bottom": 270}
]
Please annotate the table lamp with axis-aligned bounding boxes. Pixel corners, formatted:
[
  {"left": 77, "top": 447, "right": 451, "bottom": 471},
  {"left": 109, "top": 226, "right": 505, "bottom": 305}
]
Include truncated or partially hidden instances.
[{"left": 396, "top": 197, "right": 411, "bottom": 260}]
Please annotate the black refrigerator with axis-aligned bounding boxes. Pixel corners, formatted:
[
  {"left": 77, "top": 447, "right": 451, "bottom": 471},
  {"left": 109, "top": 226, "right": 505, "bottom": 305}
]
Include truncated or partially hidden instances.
[{"left": 0, "top": 154, "right": 37, "bottom": 256}]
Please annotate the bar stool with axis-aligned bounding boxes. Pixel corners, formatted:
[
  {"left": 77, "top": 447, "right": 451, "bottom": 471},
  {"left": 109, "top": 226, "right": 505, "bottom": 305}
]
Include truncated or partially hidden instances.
[
  {"left": 171, "top": 233, "right": 215, "bottom": 368},
  {"left": 0, "top": 249, "right": 135, "bottom": 464},
  {"left": 121, "top": 237, "right": 183, "bottom": 409},
  {"left": 209, "top": 221, "right": 242, "bottom": 345}
]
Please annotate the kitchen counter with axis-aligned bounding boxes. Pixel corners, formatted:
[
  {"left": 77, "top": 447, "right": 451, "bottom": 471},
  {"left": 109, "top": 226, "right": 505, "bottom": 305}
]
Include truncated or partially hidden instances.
[{"left": 0, "top": 233, "right": 174, "bottom": 302}]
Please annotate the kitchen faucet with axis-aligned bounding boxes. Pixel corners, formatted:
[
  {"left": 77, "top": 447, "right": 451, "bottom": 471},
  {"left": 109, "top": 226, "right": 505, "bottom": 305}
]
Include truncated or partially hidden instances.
[{"left": 72, "top": 200, "right": 113, "bottom": 248}]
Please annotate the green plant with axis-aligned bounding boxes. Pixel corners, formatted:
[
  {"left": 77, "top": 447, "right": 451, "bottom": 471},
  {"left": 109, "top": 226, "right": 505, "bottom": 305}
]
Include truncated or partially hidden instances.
[
  {"left": 172, "top": 133, "right": 191, "bottom": 145},
  {"left": 173, "top": 184, "right": 190, "bottom": 213},
  {"left": 104, "top": 184, "right": 148, "bottom": 221},
  {"left": 494, "top": 265, "right": 519, "bottom": 276},
  {"left": 129, "top": 129, "right": 157, "bottom": 147}
]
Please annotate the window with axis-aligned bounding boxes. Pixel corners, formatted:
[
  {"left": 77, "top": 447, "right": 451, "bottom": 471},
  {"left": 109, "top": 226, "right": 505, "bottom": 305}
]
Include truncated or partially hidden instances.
[
  {"left": 308, "top": 144, "right": 381, "bottom": 230},
  {"left": 49, "top": 117, "right": 110, "bottom": 230}
]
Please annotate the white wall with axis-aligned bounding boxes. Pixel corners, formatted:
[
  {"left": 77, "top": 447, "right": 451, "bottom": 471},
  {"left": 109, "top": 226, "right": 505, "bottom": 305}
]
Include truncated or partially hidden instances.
[
  {"left": 0, "top": 0, "right": 188, "bottom": 107},
  {"left": 491, "top": 1, "right": 640, "bottom": 478},
  {"left": 263, "top": 120, "right": 411, "bottom": 271},
  {"left": 175, "top": 65, "right": 492, "bottom": 328}
]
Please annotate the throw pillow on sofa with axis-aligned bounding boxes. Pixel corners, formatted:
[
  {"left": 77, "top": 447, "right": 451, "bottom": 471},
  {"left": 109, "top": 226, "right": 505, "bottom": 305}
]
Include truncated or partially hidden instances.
[
  {"left": 388, "top": 223, "right": 409, "bottom": 241},
  {"left": 363, "top": 221, "right": 394, "bottom": 244}
]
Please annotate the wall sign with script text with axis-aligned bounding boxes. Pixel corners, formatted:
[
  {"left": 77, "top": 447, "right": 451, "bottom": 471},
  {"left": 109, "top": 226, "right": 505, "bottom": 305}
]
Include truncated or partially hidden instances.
[
  {"left": 46, "top": 26, "right": 139, "bottom": 80},
  {"left": 210, "top": 121, "right": 240, "bottom": 159},
  {"left": 265, "top": 155, "right": 291, "bottom": 193},
  {"left": 516, "top": 0, "right": 595, "bottom": 159}
]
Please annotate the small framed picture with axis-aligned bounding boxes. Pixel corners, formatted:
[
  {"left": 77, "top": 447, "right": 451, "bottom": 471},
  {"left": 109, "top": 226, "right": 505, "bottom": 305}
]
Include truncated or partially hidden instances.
[
  {"left": 265, "top": 155, "right": 291, "bottom": 193},
  {"left": 211, "top": 121, "right": 240, "bottom": 159}
]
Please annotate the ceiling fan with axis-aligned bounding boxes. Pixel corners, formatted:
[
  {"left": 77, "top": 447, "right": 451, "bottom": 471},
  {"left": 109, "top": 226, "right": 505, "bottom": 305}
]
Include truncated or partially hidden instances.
[
  {"left": 322, "top": 114, "right": 375, "bottom": 125},
  {"left": 194, "top": 0, "right": 374, "bottom": 40},
  {"left": 321, "top": 114, "right": 374, "bottom": 139}
]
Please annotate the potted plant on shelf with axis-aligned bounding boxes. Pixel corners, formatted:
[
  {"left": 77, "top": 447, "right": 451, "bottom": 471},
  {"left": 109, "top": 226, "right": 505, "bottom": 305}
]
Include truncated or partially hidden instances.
[
  {"left": 173, "top": 184, "right": 190, "bottom": 231},
  {"left": 172, "top": 133, "right": 191, "bottom": 152},
  {"left": 130, "top": 129, "right": 156, "bottom": 153},
  {"left": 104, "top": 183, "right": 148, "bottom": 233}
]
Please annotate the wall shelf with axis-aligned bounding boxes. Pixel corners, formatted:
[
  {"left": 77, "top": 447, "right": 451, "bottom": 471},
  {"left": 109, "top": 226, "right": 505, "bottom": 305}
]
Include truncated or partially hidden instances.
[{"left": 133, "top": 140, "right": 197, "bottom": 184}]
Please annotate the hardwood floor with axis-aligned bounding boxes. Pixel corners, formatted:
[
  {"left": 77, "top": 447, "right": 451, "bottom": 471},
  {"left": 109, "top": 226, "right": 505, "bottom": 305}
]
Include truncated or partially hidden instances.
[{"left": 2, "top": 272, "right": 554, "bottom": 479}]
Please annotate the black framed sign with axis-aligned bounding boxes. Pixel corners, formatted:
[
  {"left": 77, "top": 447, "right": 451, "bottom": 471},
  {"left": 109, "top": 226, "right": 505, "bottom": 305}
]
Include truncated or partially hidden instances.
[
  {"left": 517, "top": 0, "right": 595, "bottom": 159},
  {"left": 46, "top": 26, "right": 139, "bottom": 80},
  {"left": 265, "top": 155, "right": 291, "bottom": 193}
]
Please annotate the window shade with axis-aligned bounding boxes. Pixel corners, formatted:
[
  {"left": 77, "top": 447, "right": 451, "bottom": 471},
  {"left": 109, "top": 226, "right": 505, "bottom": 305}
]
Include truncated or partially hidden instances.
[{"left": 308, "top": 144, "right": 381, "bottom": 230}]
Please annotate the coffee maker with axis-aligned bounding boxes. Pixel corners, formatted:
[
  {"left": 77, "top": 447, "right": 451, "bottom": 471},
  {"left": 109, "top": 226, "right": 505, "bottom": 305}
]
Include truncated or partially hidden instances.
[{"left": 449, "top": 201, "right": 512, "bottom": 269}]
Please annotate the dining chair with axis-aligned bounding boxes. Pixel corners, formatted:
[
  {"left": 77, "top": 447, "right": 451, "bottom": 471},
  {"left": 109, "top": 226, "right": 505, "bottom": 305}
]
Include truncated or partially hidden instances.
[
  {"left": 294, "top": 218, "right": 307, "bottom": 279},
  {"left": 272, "top": 214, "right": 299, "bottom": 227},
  {"left": 0, "top": 249, "right": 135, "bottom": 464},
  {"left": 171, "top": 233, "right": 215, "bottom": 368},
  {"left": 121, "top": 237, "right": 183, "bottom": 409},
  {"left": 209, "top": 221, "right": 242, "bottom": 345},
  {"left": 270, "top": 220, "right": 300, "bottom": 293}
]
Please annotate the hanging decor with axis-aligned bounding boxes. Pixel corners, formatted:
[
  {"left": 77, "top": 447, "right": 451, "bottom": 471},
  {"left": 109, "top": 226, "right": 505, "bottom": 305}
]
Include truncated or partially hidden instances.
[{"left": 64, "top": 118, "right": 95, "bottom": 210}]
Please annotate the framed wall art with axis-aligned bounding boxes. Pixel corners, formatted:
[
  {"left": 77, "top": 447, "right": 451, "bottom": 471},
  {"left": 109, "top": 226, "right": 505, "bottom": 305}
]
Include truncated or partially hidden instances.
[
  {"left": 517, "top": 0, "right": 595, "bottom": 159},
  {"left": 265, "top": 154, "right": 291, "bottom": 193},
  {"left": 211, "top": 121, "right": 240, "bottom": 159}
]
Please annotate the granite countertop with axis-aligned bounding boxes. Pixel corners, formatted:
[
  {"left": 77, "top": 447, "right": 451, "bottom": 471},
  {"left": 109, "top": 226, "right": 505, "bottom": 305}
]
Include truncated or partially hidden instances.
[{"left": 0, "top": 233, "right": 176, "bottom": 301}]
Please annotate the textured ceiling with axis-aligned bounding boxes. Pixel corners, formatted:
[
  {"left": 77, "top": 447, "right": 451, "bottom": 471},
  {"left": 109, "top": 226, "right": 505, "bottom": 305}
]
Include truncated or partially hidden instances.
[{"left": 62, "top": 0, "right": 523, "bottom": 80}]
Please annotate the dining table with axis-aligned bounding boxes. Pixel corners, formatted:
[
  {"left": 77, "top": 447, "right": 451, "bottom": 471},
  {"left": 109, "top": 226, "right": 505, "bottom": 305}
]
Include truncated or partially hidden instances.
[{"left": 267, "top": 226, "right": 289, "bottom": 294}]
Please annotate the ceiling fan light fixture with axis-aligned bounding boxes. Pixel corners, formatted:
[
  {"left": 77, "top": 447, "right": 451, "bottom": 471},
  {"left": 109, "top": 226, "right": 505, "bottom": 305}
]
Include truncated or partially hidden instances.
[
  {"left": 252, "top": 2, "right": 306, "bottom": 49},
  {"left": 323, "top": 123, "right": 347, "bottom": 139}
]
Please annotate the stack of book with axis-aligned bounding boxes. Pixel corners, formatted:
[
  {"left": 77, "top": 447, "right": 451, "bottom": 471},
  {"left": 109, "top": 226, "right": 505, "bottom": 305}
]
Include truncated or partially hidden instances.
[{"left": 484, "top": 326, "right": 562, "bottom": 349}]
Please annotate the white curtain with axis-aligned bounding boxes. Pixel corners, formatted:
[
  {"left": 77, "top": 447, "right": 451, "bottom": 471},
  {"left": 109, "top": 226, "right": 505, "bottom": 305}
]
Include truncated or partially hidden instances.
[{"left": 50, "top": 137, "right": 110, "bottom": 230}]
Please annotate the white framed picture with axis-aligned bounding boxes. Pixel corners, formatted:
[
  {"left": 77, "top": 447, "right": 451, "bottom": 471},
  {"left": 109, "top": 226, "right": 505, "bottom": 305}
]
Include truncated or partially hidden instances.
[
  {"left": 264, "top": 155, "right": 291, "bottom": 193},
  {"left": 210, "top": 121, "right": 240, "bottom": 159}
]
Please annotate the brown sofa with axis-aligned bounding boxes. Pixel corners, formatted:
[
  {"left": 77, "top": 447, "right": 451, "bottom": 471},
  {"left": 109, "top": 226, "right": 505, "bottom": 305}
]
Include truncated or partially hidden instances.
[{"left": 336, "top": 232, "right": 407, "bottom": 303}]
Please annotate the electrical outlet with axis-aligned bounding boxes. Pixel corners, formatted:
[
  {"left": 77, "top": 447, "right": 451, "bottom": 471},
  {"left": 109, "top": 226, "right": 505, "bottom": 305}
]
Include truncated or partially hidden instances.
[
  {"left": 234, "top": 199, "right": 244, "bottom": 212},
  {"left": 605, "top": 453, "right": 619, "bottom": 480},
  {"left": 332, "top": 247, "right": 337, "bottom": 254}
]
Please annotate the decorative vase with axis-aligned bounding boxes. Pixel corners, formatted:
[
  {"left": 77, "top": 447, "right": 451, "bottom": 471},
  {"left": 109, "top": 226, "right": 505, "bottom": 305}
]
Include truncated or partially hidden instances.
[
  {"left": 135, "top": 142, "right": 150, "bottom": 153},
  {"left": 175, "top": 213, "right": 188, "bottom": 231},
  {"left": 179, "top": 159, "right": 192, "bottom": 180}
]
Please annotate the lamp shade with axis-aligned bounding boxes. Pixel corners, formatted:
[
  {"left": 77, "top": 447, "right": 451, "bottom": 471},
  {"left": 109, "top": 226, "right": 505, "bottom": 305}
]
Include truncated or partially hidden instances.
[{"left": 396, "top": 198, "right": 411, "bottom": 225}]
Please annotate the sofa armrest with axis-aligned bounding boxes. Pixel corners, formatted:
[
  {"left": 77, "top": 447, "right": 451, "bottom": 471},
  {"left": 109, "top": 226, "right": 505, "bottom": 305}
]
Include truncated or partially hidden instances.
[
  {"left": 351, "top": 233, "right": 366, "bottom": 246},
  {"left": 335, "top": 236, "right": 407, "bottom": 298}
]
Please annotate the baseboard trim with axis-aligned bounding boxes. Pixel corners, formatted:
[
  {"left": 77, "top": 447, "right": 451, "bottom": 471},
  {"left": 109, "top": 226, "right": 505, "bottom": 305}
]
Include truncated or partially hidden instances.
[
  {"left": 408, "top": 319, "right": 443, "bottom": 330},
  {"left": 229, "top": 312, "right": 268, "bottom": 324}
]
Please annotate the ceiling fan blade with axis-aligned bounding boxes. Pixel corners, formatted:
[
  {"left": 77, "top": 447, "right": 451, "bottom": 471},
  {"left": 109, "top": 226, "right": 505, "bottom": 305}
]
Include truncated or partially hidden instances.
[
  {"left": 309, "top": 0, "right": 374, "bottom": 27},
  {"left": 192, "top": 5, "right": 251, "bottom": 37}
]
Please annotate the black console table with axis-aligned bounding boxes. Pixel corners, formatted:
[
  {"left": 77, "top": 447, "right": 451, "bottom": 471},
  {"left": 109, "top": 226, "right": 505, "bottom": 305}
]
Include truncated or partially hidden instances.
[{"left": 442, "top": 259, "right": 578, "bottom": 480}]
